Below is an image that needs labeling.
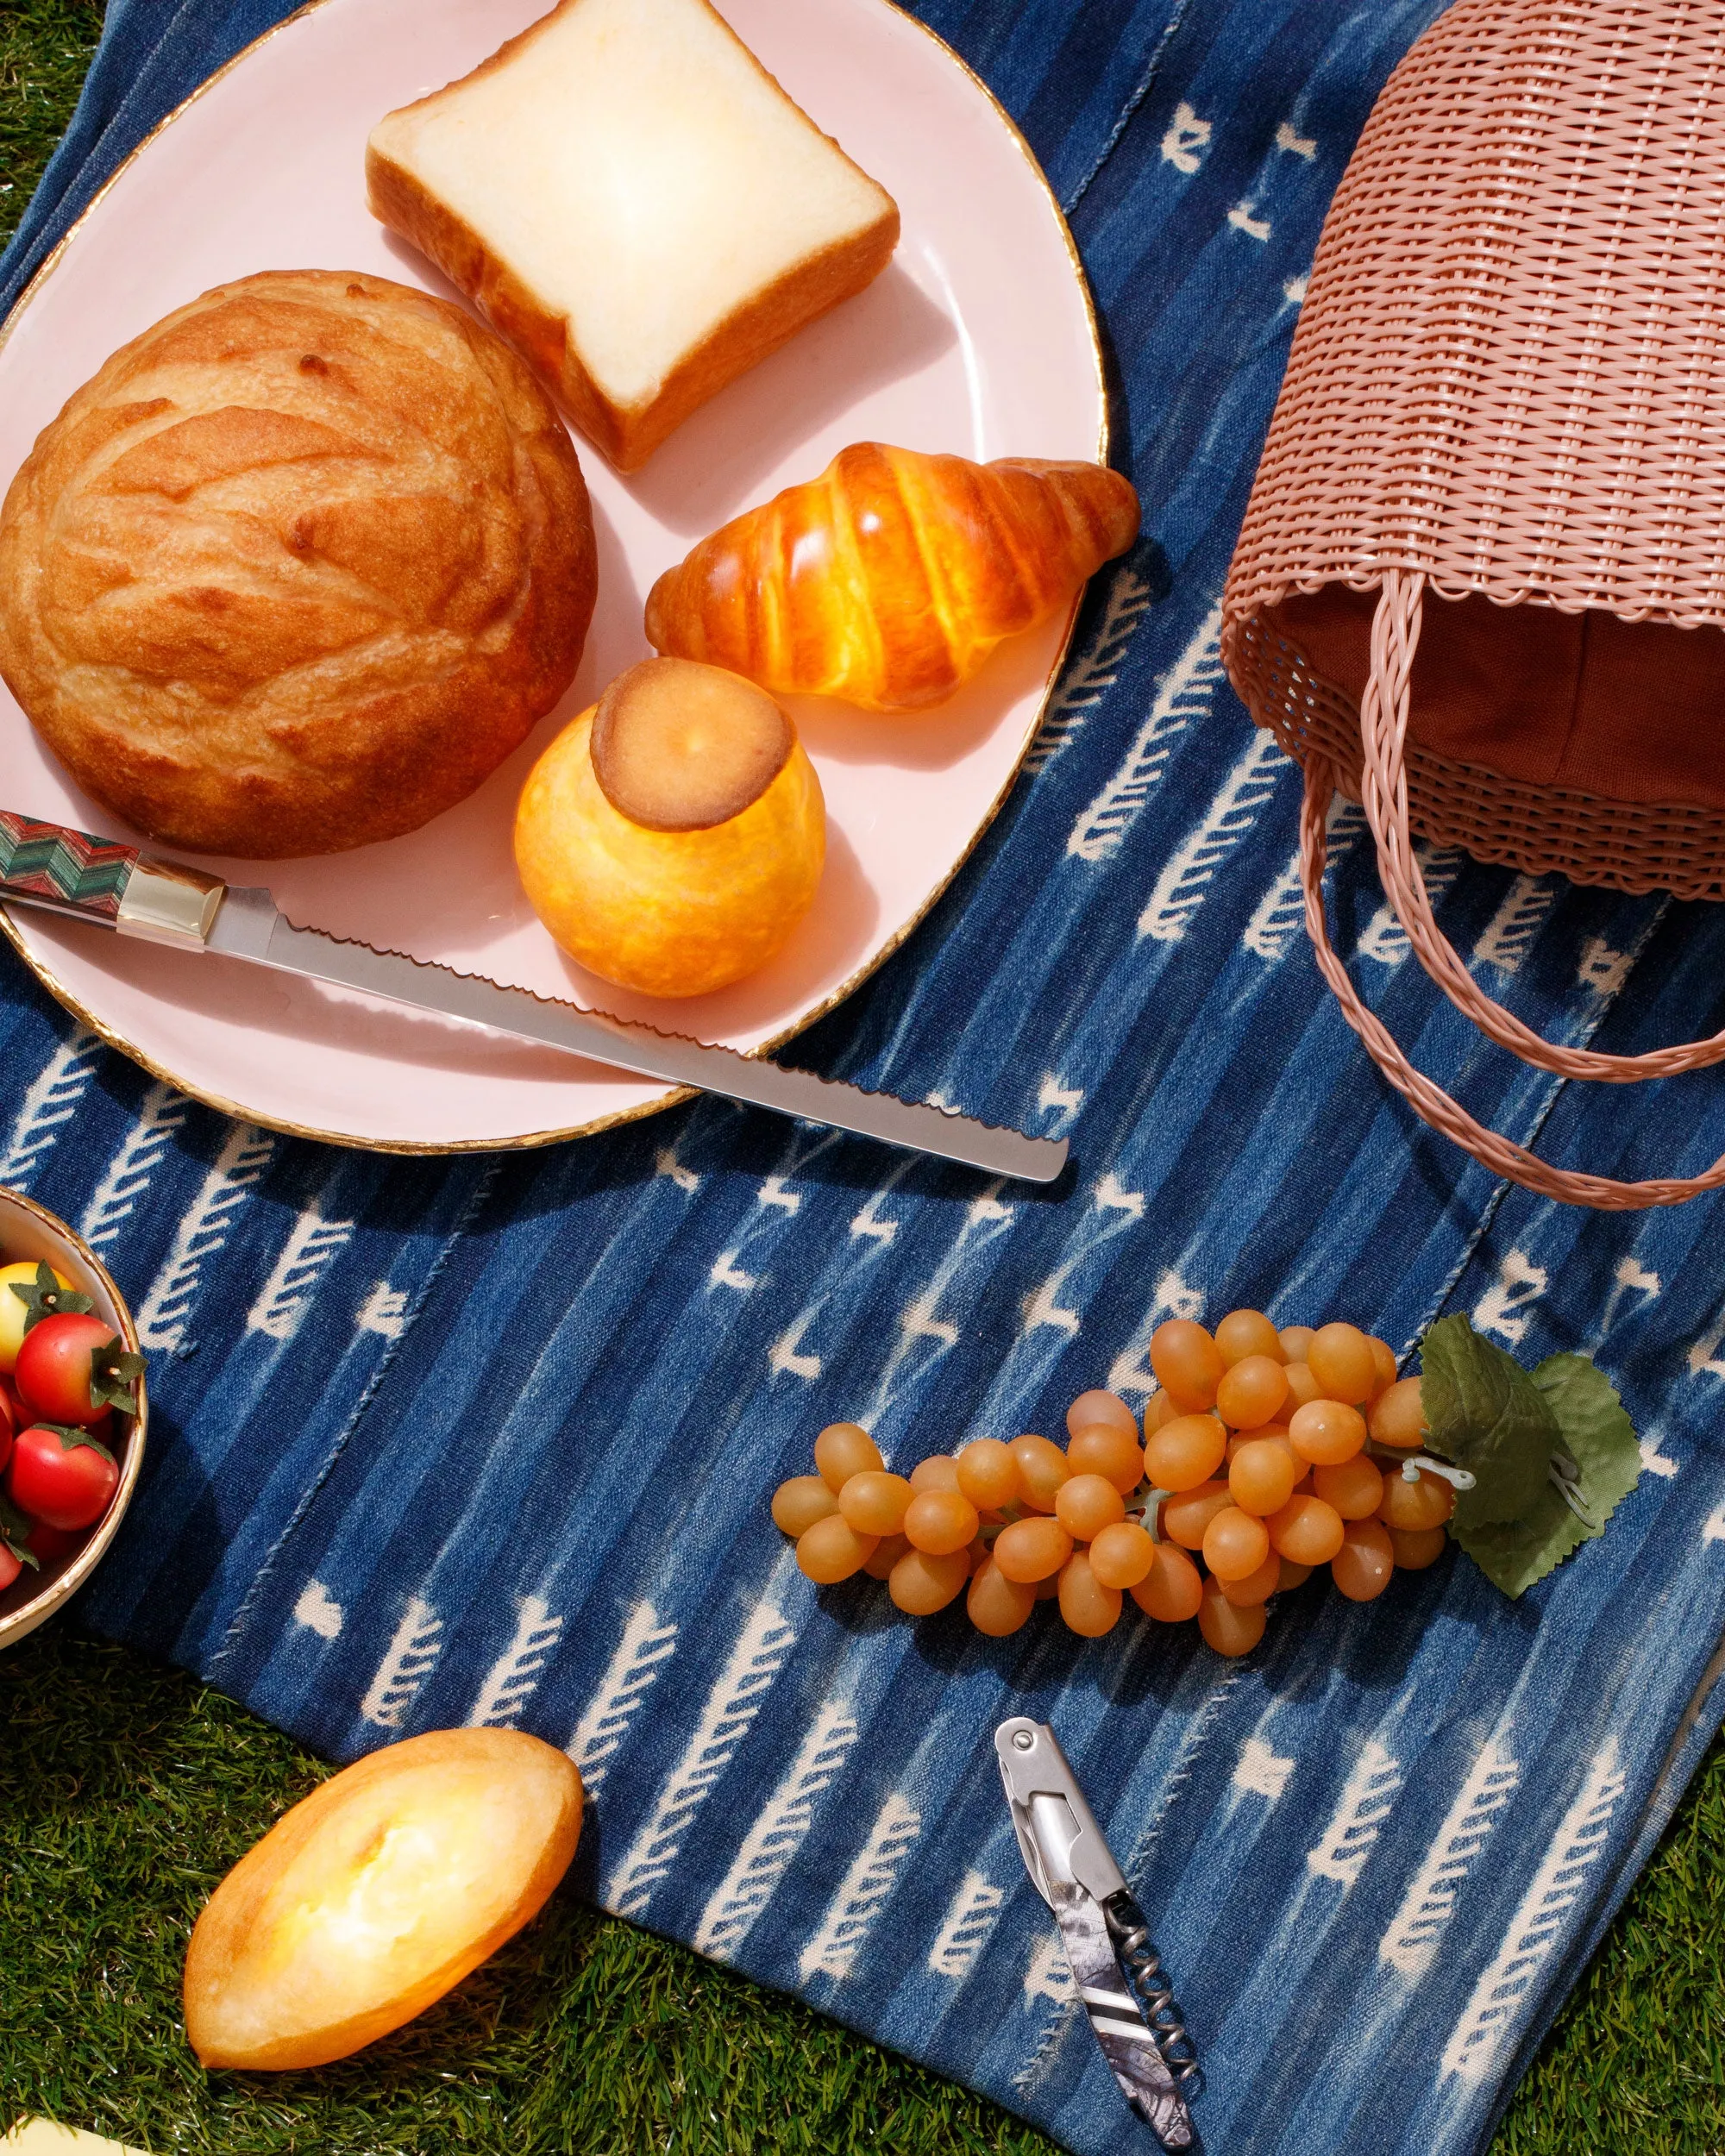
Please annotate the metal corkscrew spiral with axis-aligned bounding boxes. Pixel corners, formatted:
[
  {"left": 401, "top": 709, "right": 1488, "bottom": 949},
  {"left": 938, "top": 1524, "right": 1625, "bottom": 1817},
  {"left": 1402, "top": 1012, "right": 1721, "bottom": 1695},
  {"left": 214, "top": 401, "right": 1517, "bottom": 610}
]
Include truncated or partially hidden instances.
[
  {"left": 997, "top": 1719, "right": 1198, "bottom": 2149},
  {"left": 1105, "top": 1891, "right": 1201, "bottom": 2091}
]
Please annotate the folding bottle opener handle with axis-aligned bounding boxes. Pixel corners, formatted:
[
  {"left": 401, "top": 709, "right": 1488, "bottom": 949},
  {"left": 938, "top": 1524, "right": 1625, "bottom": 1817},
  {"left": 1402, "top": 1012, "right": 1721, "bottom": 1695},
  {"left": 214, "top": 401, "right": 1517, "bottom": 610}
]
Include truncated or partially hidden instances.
[{"left": 997, "top": 1718, "right": 1198, "bottom": 2148}]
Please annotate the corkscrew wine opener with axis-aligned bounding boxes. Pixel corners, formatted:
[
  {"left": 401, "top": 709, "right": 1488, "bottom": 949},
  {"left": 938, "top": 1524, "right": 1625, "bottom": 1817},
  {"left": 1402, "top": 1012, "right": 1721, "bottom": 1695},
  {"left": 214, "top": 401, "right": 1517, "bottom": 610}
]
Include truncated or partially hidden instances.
[
  {"left": 996, "top": 1717, "right": 1197, "bottom": 2149},
  {"left": 0, "top": 810, "right": 1066, "bottom": 1181}
]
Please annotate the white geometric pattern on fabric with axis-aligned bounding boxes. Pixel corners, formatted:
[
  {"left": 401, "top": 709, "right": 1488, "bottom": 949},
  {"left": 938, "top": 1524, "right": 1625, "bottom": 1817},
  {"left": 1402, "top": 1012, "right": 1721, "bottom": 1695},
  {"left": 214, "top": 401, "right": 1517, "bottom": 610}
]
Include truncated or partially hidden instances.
[
  {"left": 1380, "top": 1742, "right": 1521, "bottom": 1977},
  {"left": 78, "top": 1079, "right": 191, "bottom": 1247},
  {"left": 1306, "top": 1739, "right": 1403, "bottom": 1885},
  {"left": 1473, "top": 876, "right": 1559, "bottom": 977},
  {"left": 1068, "top": 602, "right": 1221, "bottom": 863},
  {"left": 567, "top": 1602, "right": 680, "bottom": 1789},
  {"left": 1471, "top": 1250, "right": 1550, "bottom": 1348},
  {"left": 1026, "top": 562, "right": 1156, "bottom": 777},
  {"left": 359, "top": 1595, "right": 443, "bottom": 1730},
  {"left": 694, "top": 1699, "right": 862, "bottom": 1959},
  {"left": 1440, "top": 1739, "right": 1628, "bottom": 2084},
  {"left": 0, "top": 1029, "right": 103, "bottom": 1188},
  {"left": 247, "top": 1193, "right": 356, "bottom": 1340},
  {"left": 135, "top": 1124, "right": 277, "bottom": 1351},
  {"left": 1244, "top": 797, "right": 1368, "bottom": 962},
  {"left": 927, "top": 1871, "right": 1007, "bottom": 1978},
  {"left": 1138, "top": 731, "right": 1291, "bottom": 943},
  {"left": 605, "top": 1595, "right": 796, "bottom": 1917},
  {"left": 468, "top": 1595, "right": 565, "bottom": 1728},
  {"left": 800, "top": 1789, "right": 923, "bottom": 1982}
]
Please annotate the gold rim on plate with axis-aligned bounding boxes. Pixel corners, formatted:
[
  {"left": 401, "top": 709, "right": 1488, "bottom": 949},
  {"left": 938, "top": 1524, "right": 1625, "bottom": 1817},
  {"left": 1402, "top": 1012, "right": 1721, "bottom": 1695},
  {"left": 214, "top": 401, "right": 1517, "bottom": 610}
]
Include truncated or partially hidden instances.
[{"left": 0, "top": 0, "right": 1111, "bottom": 1157}]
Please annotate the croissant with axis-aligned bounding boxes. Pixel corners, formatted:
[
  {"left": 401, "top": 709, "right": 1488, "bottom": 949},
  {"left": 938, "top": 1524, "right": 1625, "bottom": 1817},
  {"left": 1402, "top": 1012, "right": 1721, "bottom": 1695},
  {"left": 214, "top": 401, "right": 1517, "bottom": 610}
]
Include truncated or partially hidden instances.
[{"left": 643, "top": 442, "right": 1140, "bottom": 711}]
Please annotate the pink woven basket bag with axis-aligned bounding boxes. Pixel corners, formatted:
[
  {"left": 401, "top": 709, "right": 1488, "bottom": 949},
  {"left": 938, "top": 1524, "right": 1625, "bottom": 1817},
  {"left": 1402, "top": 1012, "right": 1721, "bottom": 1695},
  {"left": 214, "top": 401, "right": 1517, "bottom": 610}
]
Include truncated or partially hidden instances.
[{"left": 1223, "top": 0, "right": 1725, "bottom": 1211}]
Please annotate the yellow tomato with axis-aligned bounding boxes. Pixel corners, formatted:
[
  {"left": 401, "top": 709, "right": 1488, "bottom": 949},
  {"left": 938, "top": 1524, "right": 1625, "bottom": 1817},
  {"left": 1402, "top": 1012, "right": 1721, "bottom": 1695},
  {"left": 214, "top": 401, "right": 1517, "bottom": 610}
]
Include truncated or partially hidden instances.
[{"left": 0, "top": 1260, "right": 72, "bottom": 1375}]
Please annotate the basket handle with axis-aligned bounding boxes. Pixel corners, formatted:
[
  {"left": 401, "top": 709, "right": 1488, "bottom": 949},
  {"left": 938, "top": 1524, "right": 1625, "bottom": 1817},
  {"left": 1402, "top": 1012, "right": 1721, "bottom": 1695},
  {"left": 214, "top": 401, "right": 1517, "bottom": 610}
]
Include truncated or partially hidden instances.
[
  {"left": 1312, "top": 567, "right": 1725, "bottom": 1204},
  {"left": 1354, "top": 569, "right": 1725, "bottom": 1081},
  {"left": 1300, "top": 756, "right": 1725, "bottom": 1206}
]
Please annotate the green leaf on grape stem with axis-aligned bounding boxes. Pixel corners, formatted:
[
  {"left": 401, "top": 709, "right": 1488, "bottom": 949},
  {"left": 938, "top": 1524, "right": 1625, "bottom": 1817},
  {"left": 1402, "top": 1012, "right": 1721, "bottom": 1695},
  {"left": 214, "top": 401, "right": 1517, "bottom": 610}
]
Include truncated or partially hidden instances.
[
  {"left": 1440, "top": 1349, "right": 1641, "bottom": 1600},
  {"left": 10, "top": 1261, "right": 95, "bottom": 1332},
  {"left": 1419, "top": 1313, "right": 1559, "bottom": 1526}
]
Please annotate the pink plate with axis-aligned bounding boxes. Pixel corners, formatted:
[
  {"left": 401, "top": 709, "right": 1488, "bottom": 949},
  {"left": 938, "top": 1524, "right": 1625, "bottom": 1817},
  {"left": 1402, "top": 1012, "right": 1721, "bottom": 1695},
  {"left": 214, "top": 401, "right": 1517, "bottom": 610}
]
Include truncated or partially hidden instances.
[{"left": 0, "top": 0, "right": 1105, "bottom": 1151}]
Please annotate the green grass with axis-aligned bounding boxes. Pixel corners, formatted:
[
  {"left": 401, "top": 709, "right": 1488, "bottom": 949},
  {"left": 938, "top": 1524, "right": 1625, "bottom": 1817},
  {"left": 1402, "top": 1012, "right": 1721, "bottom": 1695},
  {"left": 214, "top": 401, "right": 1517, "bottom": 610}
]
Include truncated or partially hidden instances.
[
  {"left": 3, "top": 1626, "right": 1725, "bottom": 2156},
  {"left": 0, "top": 0, "right": 104, "bottom": 253},
  {"left": 4, "top": 9, "right": 1725, "bottom": 2151},
  {"left": 0, "top": 1630, "right": 1060, "bottom": 2156}
]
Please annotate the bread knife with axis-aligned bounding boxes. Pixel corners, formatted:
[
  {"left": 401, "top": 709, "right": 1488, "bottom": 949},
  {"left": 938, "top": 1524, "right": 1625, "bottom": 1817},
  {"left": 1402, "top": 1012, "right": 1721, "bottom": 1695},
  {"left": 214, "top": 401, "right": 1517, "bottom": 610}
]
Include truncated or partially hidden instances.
[{"left": 0, "top": 811, "right": 1067, "bottom": 1181}]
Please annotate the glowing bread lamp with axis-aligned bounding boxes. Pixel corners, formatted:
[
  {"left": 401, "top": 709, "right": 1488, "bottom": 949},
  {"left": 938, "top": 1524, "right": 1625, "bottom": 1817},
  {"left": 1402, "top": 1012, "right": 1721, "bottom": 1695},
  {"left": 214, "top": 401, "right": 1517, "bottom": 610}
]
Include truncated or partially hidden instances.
[
  {"left": 184, "top": 1730, "right": 582, "bottom": 2071},
  {"left": 515, "top": 657, "right": 826, "bottom": 998}
]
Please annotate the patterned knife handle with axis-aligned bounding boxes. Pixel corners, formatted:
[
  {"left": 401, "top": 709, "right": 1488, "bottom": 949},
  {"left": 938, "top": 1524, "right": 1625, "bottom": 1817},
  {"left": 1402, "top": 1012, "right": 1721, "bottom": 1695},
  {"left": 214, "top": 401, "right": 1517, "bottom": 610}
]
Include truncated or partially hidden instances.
[{"left": 0, "top": 810, "right": 225, "bottom": 950}]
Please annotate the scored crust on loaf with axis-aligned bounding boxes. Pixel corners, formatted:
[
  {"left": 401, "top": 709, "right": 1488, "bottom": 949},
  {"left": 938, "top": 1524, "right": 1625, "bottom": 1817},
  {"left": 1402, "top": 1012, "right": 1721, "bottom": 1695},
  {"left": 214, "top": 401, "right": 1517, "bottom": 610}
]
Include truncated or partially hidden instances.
[
  {"left": 0, "top": 270, "right": 597, "bottom": 858},
  {"left": 367, "top": 0, "right": 900, "bottom": 472}
]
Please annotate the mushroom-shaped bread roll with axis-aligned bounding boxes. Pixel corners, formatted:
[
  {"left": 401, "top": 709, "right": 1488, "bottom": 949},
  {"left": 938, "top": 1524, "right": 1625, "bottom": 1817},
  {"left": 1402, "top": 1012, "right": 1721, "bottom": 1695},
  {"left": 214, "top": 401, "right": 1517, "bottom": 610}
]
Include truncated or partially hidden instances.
[{"left": 515, "top": 657, "right": 825, "bottom": 998}]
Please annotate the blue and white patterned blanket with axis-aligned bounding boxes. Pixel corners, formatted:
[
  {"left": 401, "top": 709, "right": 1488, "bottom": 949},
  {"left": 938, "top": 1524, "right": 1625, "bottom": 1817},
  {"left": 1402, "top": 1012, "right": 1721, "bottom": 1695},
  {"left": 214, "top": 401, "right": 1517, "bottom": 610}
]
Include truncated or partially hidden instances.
[{"left": 8, "top": 3, "right": 1725, "bottom": 2151}]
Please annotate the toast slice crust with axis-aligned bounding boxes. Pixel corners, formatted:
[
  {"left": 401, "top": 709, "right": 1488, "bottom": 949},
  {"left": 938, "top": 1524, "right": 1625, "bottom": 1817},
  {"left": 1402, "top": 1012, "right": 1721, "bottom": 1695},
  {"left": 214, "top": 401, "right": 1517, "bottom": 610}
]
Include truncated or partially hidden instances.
[{"left": 367, "top": 0, "right": 900, "bottom": 471}]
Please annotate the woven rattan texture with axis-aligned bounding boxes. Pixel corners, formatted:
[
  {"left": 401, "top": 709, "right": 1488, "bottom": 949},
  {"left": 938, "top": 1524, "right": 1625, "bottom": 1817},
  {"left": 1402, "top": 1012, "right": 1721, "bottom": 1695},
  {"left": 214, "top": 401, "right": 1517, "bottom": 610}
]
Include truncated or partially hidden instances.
[
  {"left": 1220, "top": 0, "right": 1725, "bottom": 1204},
  {"left": 1230, "top": 612, "right": 1725, "bottom": 900},
  {"left": 1224, "top": 0, "right": 1725, "bottom": 627}
]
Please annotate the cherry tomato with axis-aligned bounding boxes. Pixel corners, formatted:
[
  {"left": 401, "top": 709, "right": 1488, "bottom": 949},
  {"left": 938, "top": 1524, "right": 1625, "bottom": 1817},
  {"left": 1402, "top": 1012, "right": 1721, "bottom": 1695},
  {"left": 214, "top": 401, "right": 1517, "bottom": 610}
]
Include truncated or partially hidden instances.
[
  {"left": 0, "top": 1540, "right": 22, "bottom": 1592},
  {"left": 0, "top": 1379, "right": 24, "bottom": 1467},
  {"left": 15, "top": 1314, "right": 139, "bottom": 1429},
  {"left": 26, "top": 1517, "right": 84, "bottom": 1564},
  {"left": 8, "top": 1425, "right": 118, "bottom": 1532},
  {"left": 0, "top": 1382, "right": 13, "bottom": 1476}
]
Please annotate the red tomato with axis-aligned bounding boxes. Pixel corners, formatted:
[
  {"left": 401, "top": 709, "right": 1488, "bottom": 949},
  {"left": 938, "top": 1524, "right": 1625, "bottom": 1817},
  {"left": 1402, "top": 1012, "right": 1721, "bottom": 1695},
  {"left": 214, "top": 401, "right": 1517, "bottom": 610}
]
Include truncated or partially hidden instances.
[
  {"left": 0, "top": 1383, "right": 12, "bottom": 1476},
  {"left": 26, "top": 1518, "right": 83, "bottom": 1564},
  {"left": 0, "top": 1540, "right": 22, "bottom": 1593},
  {"left": 14, "top": 1313, "right": 133, "bottom": 1428},
  {"left": 8, "top": 1425, "right": 118, "bottom": 1532}
]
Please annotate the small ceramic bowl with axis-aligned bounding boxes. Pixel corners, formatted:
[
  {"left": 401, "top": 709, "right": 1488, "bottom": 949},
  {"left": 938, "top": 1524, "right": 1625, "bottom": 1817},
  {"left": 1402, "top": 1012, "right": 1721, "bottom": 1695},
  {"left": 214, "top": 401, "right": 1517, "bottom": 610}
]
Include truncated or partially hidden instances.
[{"left": 0, "top": 1185, "right": 147, "bottom": 1650}]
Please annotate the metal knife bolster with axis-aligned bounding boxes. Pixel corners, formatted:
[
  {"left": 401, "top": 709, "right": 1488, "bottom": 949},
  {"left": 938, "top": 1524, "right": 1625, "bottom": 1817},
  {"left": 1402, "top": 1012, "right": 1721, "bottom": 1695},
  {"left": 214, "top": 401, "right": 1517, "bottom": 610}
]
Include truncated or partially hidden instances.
[{"left": 0, "top": 810, "right": 222, "bottom": 947}]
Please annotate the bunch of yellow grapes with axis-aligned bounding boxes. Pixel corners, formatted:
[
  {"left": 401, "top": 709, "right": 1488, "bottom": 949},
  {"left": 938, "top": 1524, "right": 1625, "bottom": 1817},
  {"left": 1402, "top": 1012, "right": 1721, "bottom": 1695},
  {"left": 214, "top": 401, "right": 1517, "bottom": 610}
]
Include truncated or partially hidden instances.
[{"left": 768, "top": 1313, "right": 1455, "bottom": 1657}]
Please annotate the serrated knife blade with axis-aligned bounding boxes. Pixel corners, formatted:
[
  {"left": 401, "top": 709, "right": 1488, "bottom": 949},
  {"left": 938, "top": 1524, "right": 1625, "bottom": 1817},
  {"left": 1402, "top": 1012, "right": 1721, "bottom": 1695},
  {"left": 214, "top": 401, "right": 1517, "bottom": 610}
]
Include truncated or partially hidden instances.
[
  {"left": 0, "top": 812, "right": 1066, "bottom": 1180},
  {"left": 213, "top": 890, "right": 1065, "bottom": 1178}
]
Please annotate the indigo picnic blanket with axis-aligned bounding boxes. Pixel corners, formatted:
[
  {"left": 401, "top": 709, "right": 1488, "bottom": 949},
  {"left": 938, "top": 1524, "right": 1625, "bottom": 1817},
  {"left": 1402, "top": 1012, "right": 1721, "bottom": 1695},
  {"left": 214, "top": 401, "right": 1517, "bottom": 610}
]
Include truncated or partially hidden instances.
[{"left": 8, "top": 3, "right": 1725, "bottom": 2152}]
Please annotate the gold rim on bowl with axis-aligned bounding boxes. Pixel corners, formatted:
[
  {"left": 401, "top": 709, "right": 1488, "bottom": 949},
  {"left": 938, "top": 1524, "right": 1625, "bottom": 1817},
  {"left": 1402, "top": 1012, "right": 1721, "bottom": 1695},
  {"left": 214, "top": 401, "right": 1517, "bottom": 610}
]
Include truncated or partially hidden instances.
[{"left": 0, "top": 1185, "right": 148, "bottom": 1648}]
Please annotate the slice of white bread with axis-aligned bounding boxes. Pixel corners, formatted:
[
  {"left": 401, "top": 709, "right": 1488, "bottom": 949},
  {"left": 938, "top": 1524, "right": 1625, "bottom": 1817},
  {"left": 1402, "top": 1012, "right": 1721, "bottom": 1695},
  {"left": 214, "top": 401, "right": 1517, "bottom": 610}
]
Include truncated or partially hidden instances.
[{"left": 367, "top": 0, "right": 900, "bottom": 472}]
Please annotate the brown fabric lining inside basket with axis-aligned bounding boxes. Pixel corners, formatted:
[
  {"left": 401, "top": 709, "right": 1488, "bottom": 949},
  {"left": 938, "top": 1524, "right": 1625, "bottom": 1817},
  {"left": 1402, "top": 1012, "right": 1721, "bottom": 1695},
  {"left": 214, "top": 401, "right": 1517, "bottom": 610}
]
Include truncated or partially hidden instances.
[{"left": 1270, "top": 587, "right": 1725, "bottom": 811}]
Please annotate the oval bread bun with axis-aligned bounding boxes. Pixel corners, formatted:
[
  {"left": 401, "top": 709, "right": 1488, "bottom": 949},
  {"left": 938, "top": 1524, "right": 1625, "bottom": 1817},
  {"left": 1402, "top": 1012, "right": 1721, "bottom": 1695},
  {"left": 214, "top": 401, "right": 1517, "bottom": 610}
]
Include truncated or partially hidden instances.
[
  {"left": 183, "top": 1727, "right": 583, "bottom": 2071},
  {"left": 0, "top": 269, "right": 597, "bottom": 857}
]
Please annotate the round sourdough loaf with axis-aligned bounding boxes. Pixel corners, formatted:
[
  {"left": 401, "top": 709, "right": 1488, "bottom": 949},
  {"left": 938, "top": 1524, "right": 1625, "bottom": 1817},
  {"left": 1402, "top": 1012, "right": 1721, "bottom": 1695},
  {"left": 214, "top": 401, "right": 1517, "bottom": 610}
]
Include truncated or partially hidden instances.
[{"left": 0, "top": 269, "right": 596, "bottom": 857}]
